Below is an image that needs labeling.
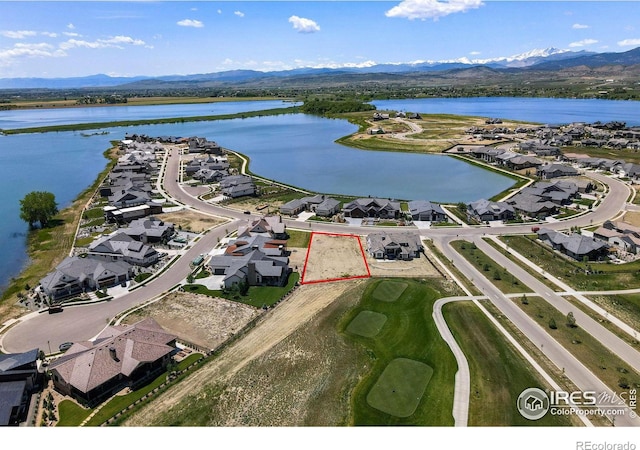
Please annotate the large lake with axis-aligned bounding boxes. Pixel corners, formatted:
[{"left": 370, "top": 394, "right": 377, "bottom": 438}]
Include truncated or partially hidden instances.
[{"left": 2, "top": 96, "right": 640, "bottom": 292}]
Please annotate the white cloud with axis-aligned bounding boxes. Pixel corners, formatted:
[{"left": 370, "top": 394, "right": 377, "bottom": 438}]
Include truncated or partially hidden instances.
[
  {"left": 618, "top": 38, "right": 640, "bottom": 47},
  {"left": 569, "top": 38, "right": 598, "bottom": 48},
  {"left": 63, "top": 32, "right": 80, "bottom": 37},
  {"left": 41, "top": 32, "right": 58, "bottom": 38},
  {"left": 469, "top": 51, "right": 481, "bottom": 55},
  {"left": 177, "top": 19, "right": 204, "bottom": 28},
  {"left": 67, "top": 23, "right": 75, "bottom": 30},
  {"left": 0, "top": 42, "right": 65, "bottom": 66},
  {"left": 288, "top": 16, "right": 321, "bottom": 33},
  {"left": 385, "top": 0, "right": 483, "bottom": 21},
  {"left": 572, "top": 23, "right": 589, "bottom": 29},
  {"left": 1, "top": 30, "right": 38, "bottom": 39},
  {"left": 217, "top": 9, "right": 222, "bottom": 14},
  {"left": 59, "top": 35, "right": 147, "bottom": 50},
  {"left": 234, "top": 11, "right": 245, "bottom": 18}
]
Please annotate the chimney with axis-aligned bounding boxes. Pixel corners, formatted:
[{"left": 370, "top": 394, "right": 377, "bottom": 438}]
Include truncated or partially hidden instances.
[{"left": 109, "top": 346, "right": 119, "bottom": 362}]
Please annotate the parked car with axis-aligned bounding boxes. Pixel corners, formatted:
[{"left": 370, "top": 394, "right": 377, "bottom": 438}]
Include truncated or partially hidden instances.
[{"left": 58, "top": 342, "right": 73, "bottom": 352}]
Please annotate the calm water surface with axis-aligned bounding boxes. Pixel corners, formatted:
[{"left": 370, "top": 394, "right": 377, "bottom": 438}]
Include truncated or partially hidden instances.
[
  {"left": 0, "top": 99, "right": 299, "bottom": 130},
  {"left": 2, "top": 97, "right": 639, "bottom": 292}
]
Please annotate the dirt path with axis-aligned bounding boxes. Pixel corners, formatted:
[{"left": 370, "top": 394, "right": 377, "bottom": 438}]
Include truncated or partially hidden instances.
[{"left": 123, "top": 280, "right": 361, "bottom": 426}]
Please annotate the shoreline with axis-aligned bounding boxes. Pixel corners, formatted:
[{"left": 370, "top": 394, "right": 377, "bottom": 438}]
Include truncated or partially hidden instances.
[
  {"left": 0, "top": 146, "right": 119, "bottom": 320},
  {"left": 0, "top": 106, "right": 300, "bottom": 135}
]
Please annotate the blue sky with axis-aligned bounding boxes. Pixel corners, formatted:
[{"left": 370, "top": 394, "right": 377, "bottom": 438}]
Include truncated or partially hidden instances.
[{"left": 1, "top": 1, "right": 640, "bottom": 78}]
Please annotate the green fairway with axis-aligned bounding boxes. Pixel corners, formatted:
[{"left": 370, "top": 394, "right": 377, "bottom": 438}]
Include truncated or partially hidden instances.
[
  {"left": 371, "top": 280, "right": 408, "bottom": 302},
  {"left": 366, "top": 358, "right": 433, "bottom": 418},
  {"left": 445, "top": 302, "right": 574, "bottom": 426},
  {"left": 341, "top": 278, "right": 457, "bottom": 425},
  {"left": 346, "top": 310, "right": 388, "bottom": 338}
]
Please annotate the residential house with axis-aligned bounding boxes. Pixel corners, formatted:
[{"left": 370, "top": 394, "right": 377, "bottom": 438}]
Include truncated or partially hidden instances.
[
  {"left": 208, "top": 249, "right": 291, "bottom": 289},
  {"left": 537, "top": 164, "right": 579, "bottom": 179},
  {"left": 408, "top": 200, "right": 447, "bottom": 222},
  {"left": 504, "top": 155, "right": 543, "bottom": 171},
  {"left": 187, "top": 137, "right": 223, "bottom": 155},
  {"left": 39, "top": 256, "right": 133, "bottom": 302},
  {"left": 219, "top": 175, "right": 256, "bottom": 198},
  {"left": 88, "top": 233, "right": 159, "bottom": 267},
  {"left": 121, "top": 217, "right": 175, "bottom": 244},
  {"left": 467, "top": 199, "right": 515, "bottom": 222},
  {"left": 279, "top": 195, "right": 340, "bottom": 217},
  {"left": 48, "top": 318, "right": 176, "bottom": 406},
  {"left": 237, "top": 216, "right": 287, "bottom": 240},
  {"left": 107, "top": 184, "right": 153, "bottom": 208},
  {"left": 103, "top": 203, "right": 164, "bottom": 224},
  {"left": 0, "top": 349, "right": 41, "bottom": 426},
  {"left": 342, "top": 198, "right": 401, "bottom": 219},
  {"left": 537, "top": 228, "right": 609, "bottom": 261},
  {"left": 593, "top": 221, "right": 640, "bottom": 254},
  {"left": 366, "top": 232, "right": 423, "bottom": 260},
  {"left": 315, "top": 197, "right": 341, "bottom": 217}
]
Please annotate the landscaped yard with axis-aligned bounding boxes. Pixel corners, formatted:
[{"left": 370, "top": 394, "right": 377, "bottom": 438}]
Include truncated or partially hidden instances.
[
  {"left": 501, "top": 235, "right": 640, "bottom": 290},
  {"left": 183, "top": 272, "right": 300, "bottom": 308}
]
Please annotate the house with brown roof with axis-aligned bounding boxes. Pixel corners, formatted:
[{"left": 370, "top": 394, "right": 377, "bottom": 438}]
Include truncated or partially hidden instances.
[{"left": 48, "top": 318, "right": 176, "bottom": 406}]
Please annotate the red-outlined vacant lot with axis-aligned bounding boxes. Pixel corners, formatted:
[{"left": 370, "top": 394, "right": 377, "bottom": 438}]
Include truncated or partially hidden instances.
[{"left": 300, "top": 232, "right": 371, "bottom": 284}]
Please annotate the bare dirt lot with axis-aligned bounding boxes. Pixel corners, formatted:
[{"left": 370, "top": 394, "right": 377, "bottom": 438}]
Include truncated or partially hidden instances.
[
  {"left": 302, "top": 233, "right": 370, "bottom": 283},
  {"left": 160, "top": 209, "right": 228, "bottom": 233},
  {"left": 121, "top": 292, "right": 261, "bottom": 350},
  {"left": 123, "top": 280, "right": 364, "bottom": 426}
]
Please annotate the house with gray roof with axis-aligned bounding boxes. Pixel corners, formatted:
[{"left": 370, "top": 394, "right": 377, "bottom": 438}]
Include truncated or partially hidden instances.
[
  {"left": 537, "top": 164, "right": 579, "bottom": 179},
  {"left": 88, "top": 232, "right": 159, "bottom": 267},
  {"left": 366, "top": 232, "right": 423, "bottom": 260},
  {"left": 219, "top": 175, "right": 256, "bottom": 198},
  {"left": 48, "top": 318, "right": 176, "bottom": 406},
  {"left": 342, "top": 198, "right": 401, "bottom": 219},
  {"left": 279, "top": 195, "right": 341, "bottom": 217},
  {"left": 537, "top": 228, "right": 609, "bottom": 261},
  {"left": 467, "top": 199, "right": 515, "bottom": 222},
  {"left": 39, "top": 256, "right": 133, "bottom": 302},
  {"left": 408, "top": 200, "right": 447, "bottom": 222},
  {"left": 0, "top": 349, "right": 41, "bottom": 426},
  {"left": 188, "top": 137, "right": 222, "bottom": 155},
  {"left": 121, "top": 217, "right": 175, "bottom": 243},
  {"left": 208, "top": 249, "right": 290, "bottom": 289},
  {"left": 594, "top": 221, "right": 640, "bottom": 254}
]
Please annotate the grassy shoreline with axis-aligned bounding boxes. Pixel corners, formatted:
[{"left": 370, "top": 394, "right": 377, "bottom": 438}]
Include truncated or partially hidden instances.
[
  {"left": 0, "top": 106, "right": 300, "bottom": 135},
  {"left": 0, "top": 146, "right": 119, "bottom": 320}
]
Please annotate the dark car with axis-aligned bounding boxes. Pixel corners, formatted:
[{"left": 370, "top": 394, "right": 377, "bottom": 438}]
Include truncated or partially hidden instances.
[
  {"left": 244, "top": 211, "right": 251, "bottom": 215},
  {"left": 58, "top": 342, "right": 73, "bottom": 352}
]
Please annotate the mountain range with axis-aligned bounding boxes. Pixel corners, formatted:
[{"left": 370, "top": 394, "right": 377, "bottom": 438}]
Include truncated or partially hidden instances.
[{"left": 1, "top": 47, "right": 639, "bottom": 90}]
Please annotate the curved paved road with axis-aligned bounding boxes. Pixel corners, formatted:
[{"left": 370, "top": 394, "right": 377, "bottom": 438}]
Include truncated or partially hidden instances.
[{"left": 2, "top": 143, "right": 637, "bottom": 425}]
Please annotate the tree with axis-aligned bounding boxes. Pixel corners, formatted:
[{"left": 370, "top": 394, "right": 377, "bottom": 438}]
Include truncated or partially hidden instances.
[
  {"left": 549, "top": 318, "right": 557, "bottom": 329},
  {"left": 19, "top": 191, "right": 58, "bottom": 229},
  {"left": 521, "top": 294, "right": 529, "bottom": 305},
  {"left": 567, "top": 311, "right": 577, "bottom": 328}
]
